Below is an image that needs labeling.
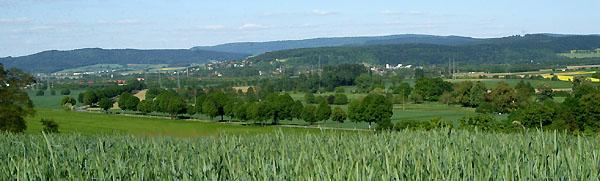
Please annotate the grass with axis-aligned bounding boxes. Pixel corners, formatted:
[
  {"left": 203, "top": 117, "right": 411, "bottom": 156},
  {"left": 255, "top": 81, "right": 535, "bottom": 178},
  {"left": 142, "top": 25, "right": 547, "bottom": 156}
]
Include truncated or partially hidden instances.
[
  {"left": 26, "top": 90, "right": 86, "bottom": 110},
  {"left": 25, "top": 109, "right": 330, "bottom": 136},
  {"left": 56, "top": 64, "right": 123, "bottom": 73},
  {"left": 558, "top": 52, "right": 600, "bottom": 58},
  {"left": 2, "top": 129, "right": 599, "bottom": 179},
  {"left": 449, "top": 79, "right": 576, "bottom": 89}
]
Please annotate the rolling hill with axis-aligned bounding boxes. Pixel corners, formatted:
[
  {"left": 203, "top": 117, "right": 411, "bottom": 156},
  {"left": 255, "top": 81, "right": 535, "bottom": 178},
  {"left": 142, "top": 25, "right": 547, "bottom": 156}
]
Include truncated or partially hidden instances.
[
  {"left": 248, "top": 34, "right": 600, "bottom": 67},
  {"left": 191, "top": 34, "right": 483, "bottom": 55},
  {"left": 0, "top": 48, "right": 250, "bottom": 73}
]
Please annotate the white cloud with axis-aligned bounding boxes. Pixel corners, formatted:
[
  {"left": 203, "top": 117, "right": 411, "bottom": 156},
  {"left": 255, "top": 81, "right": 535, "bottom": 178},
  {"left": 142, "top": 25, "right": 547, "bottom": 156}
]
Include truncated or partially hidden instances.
[
  {"left": 0, "top": 17, "right": 30, "bottom": 24},
  {"left": 239, "top": 23, "right": 270, "bottom": 30},
  {"left": 197, "top": 25, "right": 225, "bottom": 30},
  {"left": 380, "top": 10, "right": 402, "bottom": 15},
  {"left": 312, "top": 9, "right": 337, "bottom": 16}
]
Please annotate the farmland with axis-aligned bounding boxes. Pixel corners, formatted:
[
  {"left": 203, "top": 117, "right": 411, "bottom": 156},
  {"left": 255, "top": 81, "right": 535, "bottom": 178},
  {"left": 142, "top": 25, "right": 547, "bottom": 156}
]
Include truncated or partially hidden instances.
[{"left": 2, "top": 129, "right": 599, "bottom": 180}]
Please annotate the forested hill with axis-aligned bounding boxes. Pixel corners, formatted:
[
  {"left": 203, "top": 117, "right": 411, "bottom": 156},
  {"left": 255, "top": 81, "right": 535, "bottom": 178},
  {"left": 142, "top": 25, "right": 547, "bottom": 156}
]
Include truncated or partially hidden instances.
[
  {"left": 191, "top": 34, "right": 482, "bottom": 55},
  {"left": 248, "top": 34, "right": 600, "bottom": 66},
  {"left": 0, "top": 48, "right": 250, "bottom": 73}
]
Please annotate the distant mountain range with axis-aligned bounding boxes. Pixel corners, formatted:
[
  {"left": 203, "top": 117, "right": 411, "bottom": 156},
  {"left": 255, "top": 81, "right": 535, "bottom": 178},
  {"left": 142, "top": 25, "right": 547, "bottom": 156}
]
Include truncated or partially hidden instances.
[
  {"left": 191, "top": 34, "right": 483, "bottom": 55},
  {"left": 0, "top": 48, "right": 249, "bottom": 73},
  {"left": 1, "top": 34, "right": 599, "bottom": 73}
]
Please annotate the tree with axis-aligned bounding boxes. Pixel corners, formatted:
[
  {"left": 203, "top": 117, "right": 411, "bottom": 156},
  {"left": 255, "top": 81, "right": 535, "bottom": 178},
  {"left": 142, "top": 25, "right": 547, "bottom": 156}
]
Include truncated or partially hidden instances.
[
  {"left": 246, "top": 87, "right": 257, "bottom": 102},
  {"left": 301, "top": 105, "right": 317, "bottom": 125},
  {"left": 438, "top": 91, "right": 453, "bottom": 105},
  {"left": 536, "top": 83, "right": 553, "bottom": 102},
  {"left": 291, "top": 100, "right": 304, "bottom": 121},
  {"left": 579, "top": 91, "right": 600, "bottom": 132},
  {"left": 118, "top": 92, "right": 139, "bottom": 111},
  {"left": 0, "top": 63, "right": 35, "bottom": 133},
  {"left": 36, "top": 90, "right": 45, "bottom": 96},
  {"left": 414, "top": 78, "right": 453, "bottom": 101},
  {"left": 333, "top": 94, "right": 348, "bottom": 105},
  {"left": 409, "top": 92, "right": 423, "bottom": 104},
  {"left": 78, "top": 92, "right": 84, "bottom": 103},
  {"left": 83, "top": 90, "right": 98, "bottom": 106},
  {"left": 60, "top": 88, "right": 71, "bottom": 95},
  {"left": 166, "top": 98, "right": 187, "bottom": 119},
  {"left": 50, "top": 89, "right": 56, "bottom": 95},
  {"left": 316, "top": 100, "right": 332, "bottom": 123},
  {"left": 453, "top": 81, "right": 473, "bottom": 106},
  {"left": 347, "top": 94, "right": 393, "bottom": 129},
  {"left": 304, "top": 92, "right": 315, "bottom": 104},
  {"left": 98, "top": 97, "right": 114, "bottom": 113},
  {"left": 331, "top": 106, "right": 347, "bottom": 128},
  {"left": 234, "top": 102, "right": 249, "bottom": 123},
  {"left": 515, "top": 80, "right": 534, "bottom": 95},
  {"left": 137, "top": 100, "right": 153, "bottom": 113},
  {"left": 60, "top": 96, "right": 77, "bottom": 110},
  {"left": 202, "top": 100, "right": 218, "bottom": 120},
  {"left": 469, "top": 81, "right": 487, "bottom": 107},
  {"left": 203, "top": 91, "right": 232, "bottom": 121},
  {"left": 488, "top": 82, "right": 518, "bottom": 113},
  {"left": 40, "top": 118, "right": 59, "bottom": 133},
  {"left": 509, "top": 103, "right": 555, "bottom": 128}
]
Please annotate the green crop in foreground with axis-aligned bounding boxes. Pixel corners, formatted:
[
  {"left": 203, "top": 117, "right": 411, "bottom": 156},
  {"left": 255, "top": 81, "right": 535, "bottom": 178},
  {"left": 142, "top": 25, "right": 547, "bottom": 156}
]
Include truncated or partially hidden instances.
[{"left": 1, "top": 129, "right": 600, "bottom": 180}]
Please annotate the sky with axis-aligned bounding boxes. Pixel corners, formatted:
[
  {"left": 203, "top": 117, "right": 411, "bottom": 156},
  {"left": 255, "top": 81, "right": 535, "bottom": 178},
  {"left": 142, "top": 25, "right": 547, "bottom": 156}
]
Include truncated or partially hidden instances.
[{"left": 1, "top": 0, "right": 599, "bottom": 57}]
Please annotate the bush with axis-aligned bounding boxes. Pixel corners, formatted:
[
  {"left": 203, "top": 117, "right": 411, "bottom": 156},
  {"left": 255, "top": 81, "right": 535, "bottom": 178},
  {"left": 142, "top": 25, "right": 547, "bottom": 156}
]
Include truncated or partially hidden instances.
[
  {"left": 333, "top": 94, "right": 348, "bottom": 105},
  {"left": 552, "top": 91, "right": 570, "bottom": 97},
  {"left": 326, "top": 95, "right": 335, "bottom": 104},
  {"left": 394, "top": 118, "right": 452, "bottom": 131},
  {"left": 40, "top": 118, "right": 59, "bottom": 133},
  {"left": 35, "top": 90, "right": 45, "bottom": 96},
  {"left": 476, "top": 102, "right": 495, "bottom": 114},
  {"left": 335, "top": 87, "right": 345, "bottom": 93},
  {"left": 50, "top": 89, "right": 56, "bottom": 95},
  {"left": 60, "top": 88, "right": 71, "bottom": 95}
]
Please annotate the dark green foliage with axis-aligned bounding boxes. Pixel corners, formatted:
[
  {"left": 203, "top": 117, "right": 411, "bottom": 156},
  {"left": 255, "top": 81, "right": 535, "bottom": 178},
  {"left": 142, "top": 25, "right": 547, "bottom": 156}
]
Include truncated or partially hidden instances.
[
  {"left": 414, "top": 69, "right": 425, "bottom": 79},
  {"left": 136, "top": 100, "right": 153, "bottom": 113},
  {"left": 321, "top": 64, "right": 368, "bottom": 89},
  {"left": 202, "top": 91, "right": 232, "bottom": 121},
  {"left": 509, "top": 103, "right": 555, "bottom": 128},
  {"left": 459, "top": 114, "right": 502, "bottom": 131},
  {"left": 246, "top": 87, "right": 256, "bottom": 102},
  {"left": 78, "top": 92, "right": 84, "bottom": 103},
  {"left": 355, "top": 73, "right": 383, "bottom": 92},
  {"left": 515, "top": 80, "right": 535, "bottom": 95},
  {"left": 469, "top": 81, "right": 488, "bottom": 107},
  {"left": 301, "top": 105, "right": 317, "bottom": 125},
  {"left": 347, "top": 94, "right": 393, "bottom": 129},
  {"left": 154, "top": 91, "right": 187, "bottom": 119},
  {"left": 536, "top": 83, "right": 553, "bottom": 102},
  {"left": 326, "top": 95, "right": 335, "bottom": 104},
  {"left": 331, "top": 107, "right": 347, "bottom": 127},
  {"left": 36, "top": 90, "right": 45, "bottom": 96},
  {"left": 40, "top": 118, "right": 59, "bottom": 133},
  {"left": 50, "top": 89, "right": 56, "bottom": 95},
  {"left": 476, "top": 102, "right": 495, "bottom": 114},
  {"left": 60, "top": 88, "right": 71, "bottom": 95},
  {"left": 98, "top": 97, "right": 114, "bottom": 113},
  {"left": 333, "top": 94, "right": 348, "bottom": 105},
  {"left": 60, "top": 96, "right": 77, "bottom": 110},
  {"left": 316, "top": 101, "right": 332, "bottom": 122},
  {"left": 203, "top": 100, "right": 218, "bottom": 120},
  {"left": 579, "top": 91, "right": 600, "bottom": 133},
  {"left": 234, "top": 102, "right": 249, "bottom": 122},
  {"left": 414, "top": 78, "right": 453, "bottom": 101},
  {"left": 83, "top": 91, "right": 98, "bottom": 106},
  {"left": 438, "top": 91, "right": 453, "bottom": 105},
  {"left": 304, "top": 92, "right": 315, "bottom": 104},
  {"left": 118, "top": 92, "right": 140, "bottom": 111},
  {"left": 0, "top": 63, "right": 35, "bottom": 133},
  {"left": 453, "top": 81, "right": 474, "bottom": 106},
  {"left": 488, "top": 82, "right": 518, "bottom": 113},
  {"left": 146, "top": 88, "right": 166, "bottom": 100},
  {"left": 392, "top": 82, "right": 412, "bottom": 97},
  {"left": 409, "top": 92, "right": 423, "bottom": 104},
  {"left": 593, "top": 71, "right": 600, "bottom": 79}
]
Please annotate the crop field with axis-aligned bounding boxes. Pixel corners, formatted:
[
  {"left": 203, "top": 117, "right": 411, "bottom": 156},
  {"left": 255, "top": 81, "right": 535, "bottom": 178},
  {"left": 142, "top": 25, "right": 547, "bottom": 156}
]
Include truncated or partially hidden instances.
[
  {"left": 558, "top": 53, "right": 600, "bottom": 58},
  {"left": 2, "top": 130, "right": 599, "bottom": 180},
  {"left": 448, "top": 79, "right": 576, "bottom": 89}
]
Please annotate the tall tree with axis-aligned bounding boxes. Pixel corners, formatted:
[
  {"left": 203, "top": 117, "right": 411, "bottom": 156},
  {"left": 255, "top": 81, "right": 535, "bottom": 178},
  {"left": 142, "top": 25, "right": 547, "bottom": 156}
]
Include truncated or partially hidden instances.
[
  {"left": 331, "top": 106, "right": 347, "bottom": 128},
  {"left": 98, "top": 97, "right": 114, "bottom": 113},
  {"left": 469, "top": 81, "right": 488, "bottom": 107},
  {"left": 82, "top": 90, "right": 98, "bottom": 106},
  {"left": 348, "top": 94, "right": 393, "bottom": 129},
  {"left": 536, "top": 83, "right": 553, "bottom": 102},
  {"left": 488, "top": 82, "right": 518, "bottom": 113},
  {"left": 0, "top": 63, "right": 35, "bottom": 133},
  {"left": 60, "top": 96, "right": 77, "bottom": 110},
  {"left": 453, "top": 81, "right": 473, "bottom": 106},
  {"left": 301, "top": 105, "right": 317, "bottom": 125},
  {"left": 316, "top": 100, "right": 332, "bottom": 123}
]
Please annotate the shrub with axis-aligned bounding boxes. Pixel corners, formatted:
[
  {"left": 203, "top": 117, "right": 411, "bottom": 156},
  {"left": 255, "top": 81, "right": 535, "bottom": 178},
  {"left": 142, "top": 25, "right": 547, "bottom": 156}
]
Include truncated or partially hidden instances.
[
  {"left": 35, "top": 90, "right": 45, "bottom": 96},
  {"left": 60, "top": 88, "right": 71, "bottom": 95},
  {"left": 333, "top": 94, "right": 348, "bottom": 105},
  {"left": 40, "top": 118, "right": 59, "bottom": 133}
]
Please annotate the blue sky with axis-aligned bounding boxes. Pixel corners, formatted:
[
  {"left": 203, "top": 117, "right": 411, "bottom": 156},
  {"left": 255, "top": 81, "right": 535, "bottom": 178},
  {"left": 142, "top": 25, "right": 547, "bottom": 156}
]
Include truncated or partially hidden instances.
[{"left": 1, "top": 0, "right": 598, "bottom": 57}]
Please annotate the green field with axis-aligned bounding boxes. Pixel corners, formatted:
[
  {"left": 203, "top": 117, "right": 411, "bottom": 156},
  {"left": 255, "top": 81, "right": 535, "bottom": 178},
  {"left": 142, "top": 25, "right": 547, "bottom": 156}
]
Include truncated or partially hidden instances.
[
  {"left": 25, "top": 109, "right": 332, "bottom": 136},
  {"left": 27, "top": 90, "right": 86, "bottom": 109},
  {"left": 558, "top": 53, "right": 600, "bottom": 58},
  {"left": 3, "top": 129, "right": 599, "bottom": 180},
  {"left": 56, "top": 64, "right": 124, "bottom": 73},
  {"left": 449, "top": 79, "right": 575, "bottom": 89}
]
